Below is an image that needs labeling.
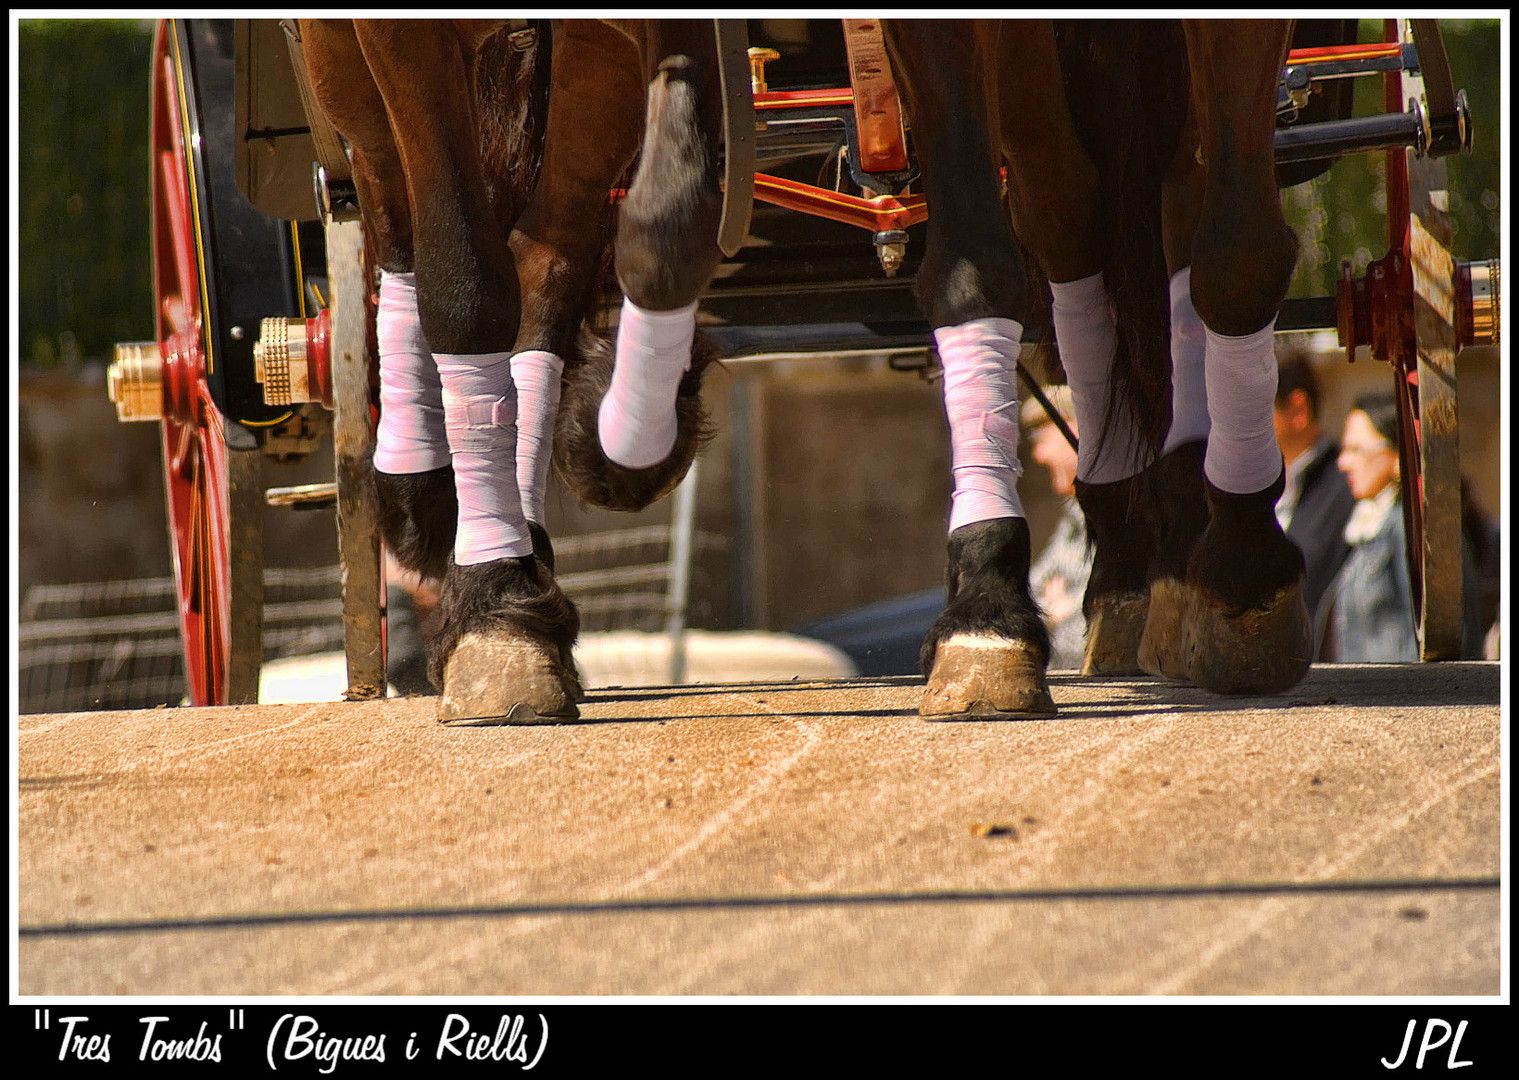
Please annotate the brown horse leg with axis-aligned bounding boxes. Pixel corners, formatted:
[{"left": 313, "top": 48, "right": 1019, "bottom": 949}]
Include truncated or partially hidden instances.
[
  {"left": 352, "top": 21, "right": 578, "bottom": 723},
  {"left": 513, "top": 21, "right": 714, "bottom": 513},
  {"left": 474, "top": 20, "right": 641, "bottom": 699},
  {"left": 554, "top": 19, "right": 721, "bottom": 513},
  {"left": 301, "top": 20, "right": 413, "bottom": 272},
  {"left": 1136, "top": 100, "right": 1212, "bottom": 680},
  {"left": 303, "top": 20, "right": 459, "bottom": 586},
  {"left": 1145, "top": 21, "right": 1311, "bottom": 695},
  {"left": 510, "top": 21, "right": 643, "bottom": 360},
  {"left": 884, "top": 21, "right": 1053, "bottom": 719},
  {"left": 999, "top": 21, "right": 1163, "bottom": 677},
  {"left": 353, "top": 21, "right": 520, "bottom": 354}
]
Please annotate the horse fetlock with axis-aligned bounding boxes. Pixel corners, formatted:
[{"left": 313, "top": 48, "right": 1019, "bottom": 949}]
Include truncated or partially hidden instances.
[
  {"left": 920, "top": 518, "right": 1048, "bottom": 679},
  {"left": 554, "top": 329, "right": 715, "bottom": 512},
  {"left": 1189, "top": 472, "right": 1303, "bottom": 615},
  {"left": 1142, "top": 439, "right": 1209, "bottom": 585},
  {"left": 1073, "top": 473, "right": 1155, "bottom": 601},
  {"left": 425, "top": 555, "right": 579, "bottom": 695},
  {"left": 920, "top": 633, "right": 1056, "bottom": 720},
  {"left": 369, "top": 457, "right": 458, "bottom": 584}
]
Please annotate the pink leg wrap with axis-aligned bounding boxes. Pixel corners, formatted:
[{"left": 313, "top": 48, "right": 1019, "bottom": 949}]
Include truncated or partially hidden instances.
[
  {"left": 373, "top": 271, "right": 450, "bottom": 474},
  {"left": 435, "top": 351, "right": 532, "bottom": 566},
  {"left": 1164, "top": 267, "right": 1211, "bottom": 453},
  {"left": 598, "top": 297, "right": 698, "bottom": 470},
  {"left": 935, "top": 317, "right": 1026, "bottom": 534},
  {"left": 1202, "top": 320, "right": 1282, "bottom": 494},
  {"left": 1048, "top": 271, "right": 1150, "bottom": 483},
  {"left": 509, "top": 350, "right": 564, "bottom": 527}
]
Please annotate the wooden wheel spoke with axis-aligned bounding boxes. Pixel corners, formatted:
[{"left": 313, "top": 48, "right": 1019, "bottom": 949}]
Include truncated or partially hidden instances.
[
  {"left": 171, "top": 420, "right": 195, "bottom": 475},
  {"left": 185, "top": 442, "right": 205, "bottom": 613},
  {"left": 160, "top": 149, "right": 200, "bottom": 328}
]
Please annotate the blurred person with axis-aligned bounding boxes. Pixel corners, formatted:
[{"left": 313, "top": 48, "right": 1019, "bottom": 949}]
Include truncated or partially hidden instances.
[
  {"left": 1272, "top": 349, "right": 1355, "bottom": 656},
  {"left": 1330, "top": 393, "right": 1417, "bottom": 662},
  {"left": 1023, "top": 386, "right": 1089, "bottom": 671},
  {"left": 1460, "top": 481, "right": 1502, "bottom": 659},
  {"left": 1330, "top": 394, "right": 1494, "bottom": 662},
  {"left": 385, "top": 553, "right": 440, "bottom": 695}
]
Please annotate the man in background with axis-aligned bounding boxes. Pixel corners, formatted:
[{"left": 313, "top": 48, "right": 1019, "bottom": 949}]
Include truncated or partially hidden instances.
[{"left": 1272, "top": 349, "right": 1355, "bottom": 658}]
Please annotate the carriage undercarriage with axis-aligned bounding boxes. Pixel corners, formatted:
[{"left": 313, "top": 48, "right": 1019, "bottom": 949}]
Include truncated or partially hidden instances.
[{"left": 107, "top": 18, "right": 1500, "bottom": 707}]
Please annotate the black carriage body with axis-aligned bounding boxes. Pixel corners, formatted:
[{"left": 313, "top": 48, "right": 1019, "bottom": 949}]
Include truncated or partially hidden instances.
[{"left": 169, "top": 19, "right": 313, "bottom": 427}]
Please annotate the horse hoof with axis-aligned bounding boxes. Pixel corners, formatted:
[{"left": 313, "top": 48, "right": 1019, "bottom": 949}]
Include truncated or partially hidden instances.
[
  {"left": 1179, "top": 582, "right": 1313, "bottom": 695},
  {"left": 437, "top": 631, "right": 580, "bottom": 725},
  {"left": 1082, "top": 591, "right": 1149, "bottom": 676},
  {"left": 1137, "top": 577, "right": 1192, "bottom": 680},
  {"left": 920, "top": 635, "right": 1057, "bottom": 720}
]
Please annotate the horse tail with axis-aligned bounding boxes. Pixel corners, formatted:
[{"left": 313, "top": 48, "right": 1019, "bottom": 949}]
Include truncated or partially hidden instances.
[
  {"left": 1036, "top": 21, "right": 1189, "bottom": 468},
  {"left": 474, "top": 21, "right": 553, "bottom": 234}
]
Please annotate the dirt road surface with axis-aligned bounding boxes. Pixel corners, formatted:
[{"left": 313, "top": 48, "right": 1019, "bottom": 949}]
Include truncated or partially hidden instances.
[{"left": 17, "top": 662, "right": 1501, "bottom": 997}]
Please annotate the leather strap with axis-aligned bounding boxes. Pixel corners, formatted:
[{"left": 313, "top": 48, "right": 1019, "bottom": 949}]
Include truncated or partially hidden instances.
[
  {"left": 279, "top": 19, "right": 352, "bottom": 183},
  {"left": 714, "top": 19, "right": 754, "bottom": 258},
  {"left": 842, "top": 18, "right": 909, "bottom": 179}
]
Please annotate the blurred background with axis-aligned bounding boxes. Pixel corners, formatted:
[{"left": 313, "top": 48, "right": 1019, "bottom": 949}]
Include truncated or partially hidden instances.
[{"left": 13, "top": 18, "right": 1504, "bottom": 711}]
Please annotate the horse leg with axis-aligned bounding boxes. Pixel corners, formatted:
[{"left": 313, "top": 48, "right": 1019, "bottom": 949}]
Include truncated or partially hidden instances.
[
  {"left": 1143, "top": 20, "right": 1311, "bottom": 694},
  {"left": 883, "top": 20, "right": 1054, "bottom": 719},
  {"left": 353, "top": 20, "right": 579, "bottom": 723},
  {"left": 998, "top": 21, "right": 1164, "bottom": 677},
  {"left": 469, "top": 20, "right": 645, "bottom": 702},
  {"left": 1136, "top": 101, "right": 1214, "bottom": 679},
  {"left": 302, "top": 20, "right": 457, "bottom": 585},
  {"left": 556, "top": 18, "right": 720, "bottom": 513}
]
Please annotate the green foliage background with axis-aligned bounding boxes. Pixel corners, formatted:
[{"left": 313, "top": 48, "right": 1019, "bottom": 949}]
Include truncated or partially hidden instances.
[
  {"left": 15, "top": 18, "right": 1503, "bottom": 366},
  {"left": 1282, "top": 19, "right": 1503, "bottom": 299},
  {"left": 19, "top": 19, "right": 156, "bottom": 366}
]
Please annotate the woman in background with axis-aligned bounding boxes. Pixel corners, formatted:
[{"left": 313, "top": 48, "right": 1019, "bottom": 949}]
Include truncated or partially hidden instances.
[{"left": 1330, "top": 393, "right": 1417, "bottom": 662}]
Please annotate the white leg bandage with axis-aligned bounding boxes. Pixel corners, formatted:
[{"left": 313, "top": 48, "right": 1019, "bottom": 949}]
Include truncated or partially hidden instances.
[
  {"left": 373, "top": 271, "right": 450, "bottom": 474},
  {"left": 1049, "top": 271, "right": 1151, "bottom": 484},
  {"left": 435, "top": 351, "right": 533, "bottom": 565},
  {"left": 935, "top": 317, "right": 1026, "bottom": 534},
  {"left": 509, "top": 350, "right": 563, "bottom": 527},
  {"left": 598, "top": 297, "right": 698, "bottom": 469},
  {"left": 1202, "top": 320, "right": 1282, "bottom": 494},
  {"left": 1163, "top": 267, "right": 1211, "bottom": 453}
]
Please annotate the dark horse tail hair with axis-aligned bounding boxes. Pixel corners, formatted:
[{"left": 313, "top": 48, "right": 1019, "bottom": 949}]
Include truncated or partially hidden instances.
[
  {"left": 473, "top": 21, "right": 553, "bottom": 236},
  {"left": 1026, "top": 21, "right": 1190, "bottom": 474}
]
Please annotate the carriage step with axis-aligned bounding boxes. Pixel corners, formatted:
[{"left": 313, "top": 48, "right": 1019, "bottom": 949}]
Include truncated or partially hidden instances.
[{"left": 265, "top": 483, "right": 337, "bottom": 510}]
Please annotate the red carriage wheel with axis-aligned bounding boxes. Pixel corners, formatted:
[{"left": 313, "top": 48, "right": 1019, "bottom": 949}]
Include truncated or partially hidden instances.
[{"left": 128, "top": 20, "right": 264, "bottom": 705}]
